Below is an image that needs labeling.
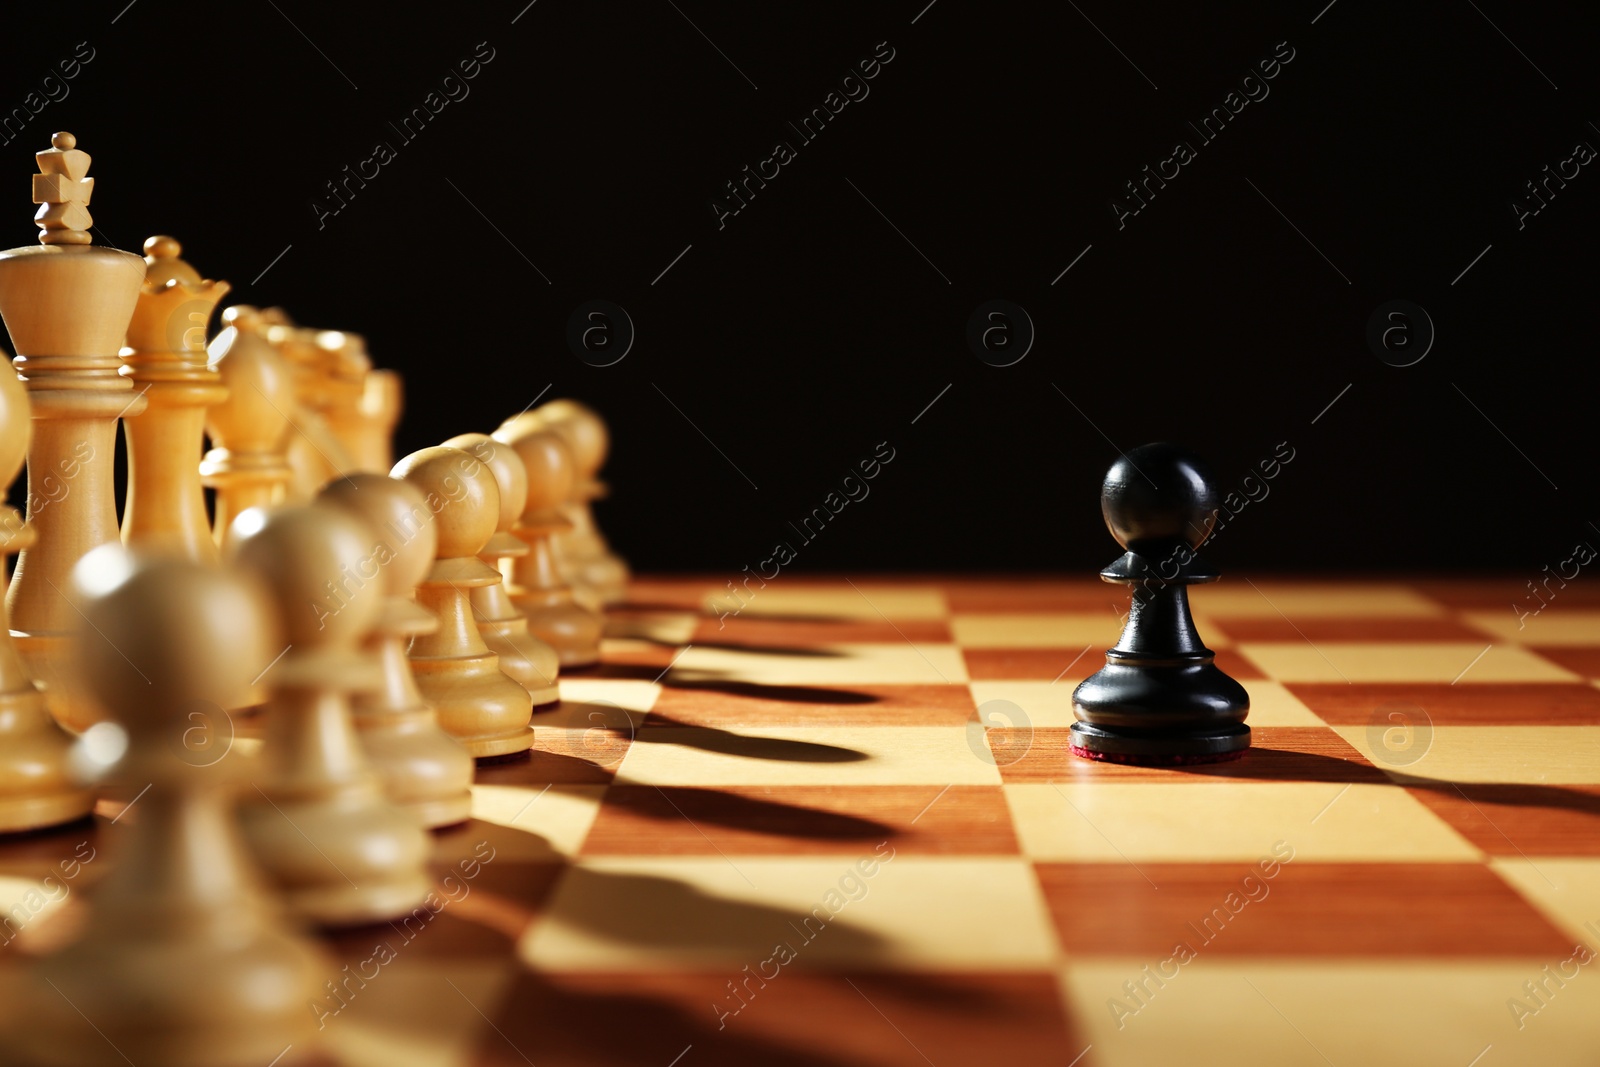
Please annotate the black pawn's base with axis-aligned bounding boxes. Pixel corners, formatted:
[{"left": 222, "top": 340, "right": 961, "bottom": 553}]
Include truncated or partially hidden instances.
[
  {"left": 1070, "top": 647, "right": 1251, "bottom": 766},
  {"left": 1068, "top": 721, "right": 1250, "bottom": 765}
]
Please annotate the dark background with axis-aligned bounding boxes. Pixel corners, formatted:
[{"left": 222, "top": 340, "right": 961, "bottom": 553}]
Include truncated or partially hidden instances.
[{"left": 0, "top": 0, "right": 1594, "bottom": 576}]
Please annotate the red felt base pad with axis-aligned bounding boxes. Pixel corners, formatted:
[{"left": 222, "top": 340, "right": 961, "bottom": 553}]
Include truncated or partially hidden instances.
[{"left": 1068, "top": 743, "right": 1249, "bottom": 767}]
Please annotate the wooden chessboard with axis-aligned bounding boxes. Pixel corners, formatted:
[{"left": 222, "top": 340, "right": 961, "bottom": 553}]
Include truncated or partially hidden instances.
[{"left": 4, "top": 575, "right": 1600, "bottom": 1066}]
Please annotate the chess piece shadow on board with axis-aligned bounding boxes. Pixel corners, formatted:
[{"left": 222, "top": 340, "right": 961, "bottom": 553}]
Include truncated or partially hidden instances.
[{"left": 1071, "top": 443, "right": 1251, "bottom": 765}]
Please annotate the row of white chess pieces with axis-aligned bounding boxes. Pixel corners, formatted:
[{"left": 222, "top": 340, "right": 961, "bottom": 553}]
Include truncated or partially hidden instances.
[
  {"left": 0, "top": 307, "right": 631, "bottom": 1067},
  {"left": 0, "top": 327, "right": 632, "bottom": 841},
  {"left": 0, "top": 424, "right": 632, "bottom": 1067},
  {"left": 0, "top": 131, "right": 642, "bottom": 1067}
]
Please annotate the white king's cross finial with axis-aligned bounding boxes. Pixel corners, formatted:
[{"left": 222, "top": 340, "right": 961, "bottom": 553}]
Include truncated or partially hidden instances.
[{"left": 32, "top": 131, "right": 94, "bottom": 246}]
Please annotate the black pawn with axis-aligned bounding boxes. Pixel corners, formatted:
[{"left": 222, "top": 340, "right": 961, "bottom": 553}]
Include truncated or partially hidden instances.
[{"left": 1070, "top": 443, "right": 1250, "bottom": 764}]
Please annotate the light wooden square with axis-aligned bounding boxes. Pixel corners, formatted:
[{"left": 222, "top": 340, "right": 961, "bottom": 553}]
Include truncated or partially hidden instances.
[
  {"left": 551, "top": 678, "right": 662, "bottom": 724},
  {"left": 467, "top": 784, "right": 607, "bottom": 859},
  {"left": 951, "top": 613, "right": 1130, "bottom": 649},
  {"left": 1005, "top": 782, "right": 1478, "bottom": 862},
  {"left": 1187, "top": 583, "right": 1445, "bottom": 618},
  {"left": 1061, "top": 960, "right": 1600, "bottom": 1067},
  {"left": 1465, "top": 609, "right": 1600, "bottom": 646},
  {"left": 717, "top": 585, "right": 948, "bottom": 621},
  {"left": 1243, "top": 682, "right": 1326, "bottom": 726},
  {"left": 1238, "top": 642, "right": 1577, "bottom": 683},
  {"left": 521, "top": 856, "right": 1057, "bottom": 970},
  {"left": 1334, "top": 725, "right": 1600, "bottom": 784},
  {"left": 969, "top": 681, "right": 1082, "bottom": 727},
  {"left": 1493, "top": 858, "right": 1600, "bottom": 946}
]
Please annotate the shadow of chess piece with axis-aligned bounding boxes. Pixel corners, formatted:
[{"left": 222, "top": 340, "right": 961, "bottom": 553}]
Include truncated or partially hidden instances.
[
  {"left": 13, "top": 547, "right": 330, "bottom": 1067},
  {"left": 319, "top": 473, "right": 475, "bottom": 828},
  {"left": 1071, "top": 443, "right": 1250, "bottom": 764}
]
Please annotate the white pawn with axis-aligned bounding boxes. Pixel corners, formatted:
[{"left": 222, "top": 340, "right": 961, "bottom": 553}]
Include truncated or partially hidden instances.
[
  {"left": 442, "top": 433, "right": 561, "bottom": 708},
  {"left": 230, "top": 504, "right": 433, "bottom": 925},
  {"left": 531, "top": 399, "right": 630, "bottom": 605},
  {"left": 319, "top": 473, "right": 475, "bottom": 828},
  {"left": 394, "top": 446, "right": 535, "bottom": 758},
  {"left": 8, "top": 547, "right": 329, "bottom": 1067},
  {"left": 491, "top": 426, "right": 603, "bottom": 668}
]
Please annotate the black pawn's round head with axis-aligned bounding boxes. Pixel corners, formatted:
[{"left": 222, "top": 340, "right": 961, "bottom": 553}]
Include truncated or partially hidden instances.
[{"left": 1100, "top": 443, "right": 1220, "bottom": 558}]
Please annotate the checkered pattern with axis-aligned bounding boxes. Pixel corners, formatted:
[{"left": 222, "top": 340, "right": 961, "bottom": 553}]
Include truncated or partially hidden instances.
[{"left": 5, "top": 577, "right": 1600, "bottom": 1066}]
